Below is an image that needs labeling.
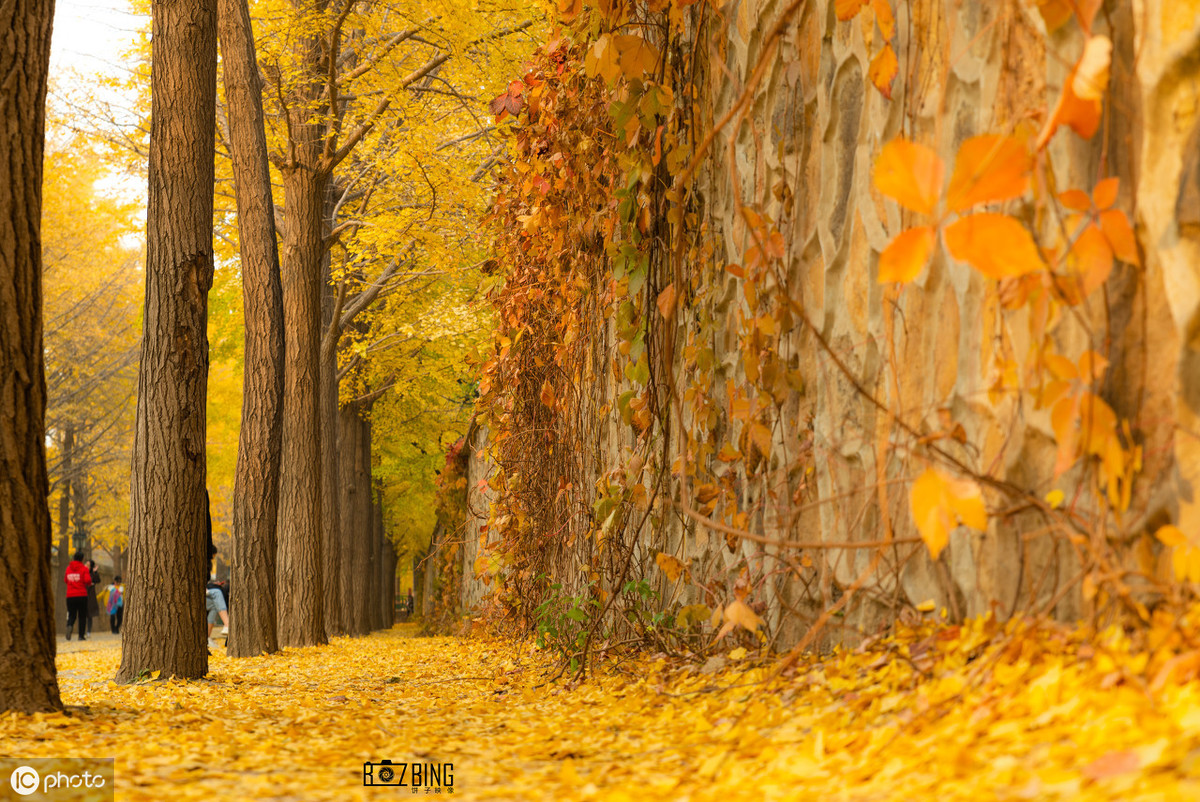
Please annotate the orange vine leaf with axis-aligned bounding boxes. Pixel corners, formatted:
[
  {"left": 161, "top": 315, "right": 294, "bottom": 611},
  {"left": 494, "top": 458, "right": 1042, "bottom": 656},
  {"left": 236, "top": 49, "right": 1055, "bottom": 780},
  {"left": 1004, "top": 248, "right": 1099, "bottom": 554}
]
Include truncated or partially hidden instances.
[
  {"left": 1093, "top": 176, "right": 1120, "bottom": 210},
  {"left": 872, "top": 0, "right": 895, "bottom": 38},
  {"left": 656, "top": 282, "right": 677, "bottom": 319},
  {"left": 1037, "top": 36, "right": 1111, "bottom": 149},
  {"left": 1066, "top": 223, "right": 1114, "bottom": 297},
  {"left": 868, "top": 44, "right": 899, "bottom": 99},
  {"left": 945, "top": 135, "right": 1032, "bottom": 212},
  {"left": 835, "top": 0, "right": 867, "bottom": 21},
  {"left": 655, "top": 552, "right": 687, "bottom": 582},
  {"left": 878, "top": 225, "right": 936, "bottom": 283},
  {"left": 1100, "top": 209, "right": 1139, "bottom": 265},
  {"left": 873, "top": 139, "right": 944, "bottom": 216},
  {"left": 910, "top": 468, "right": 987, "bottom": 560},
  {"left": 943, "top": 214, "right": 1047, "bottom": 279}
]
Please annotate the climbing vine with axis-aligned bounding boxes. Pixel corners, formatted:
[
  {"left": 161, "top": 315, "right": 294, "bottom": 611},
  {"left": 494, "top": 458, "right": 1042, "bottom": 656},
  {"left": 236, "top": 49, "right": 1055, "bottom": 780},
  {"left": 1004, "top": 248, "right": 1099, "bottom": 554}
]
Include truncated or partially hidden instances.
[{"left": 466, "top": 0, "right": 1192, "bottom": 670}]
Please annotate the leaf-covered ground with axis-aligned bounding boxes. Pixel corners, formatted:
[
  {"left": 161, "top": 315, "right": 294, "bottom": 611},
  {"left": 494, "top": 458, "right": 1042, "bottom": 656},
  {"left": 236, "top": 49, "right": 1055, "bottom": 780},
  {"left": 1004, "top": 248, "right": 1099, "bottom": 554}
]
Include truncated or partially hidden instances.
[{"left": 4, "top": 616, "right": 1200, "bottom": 800}]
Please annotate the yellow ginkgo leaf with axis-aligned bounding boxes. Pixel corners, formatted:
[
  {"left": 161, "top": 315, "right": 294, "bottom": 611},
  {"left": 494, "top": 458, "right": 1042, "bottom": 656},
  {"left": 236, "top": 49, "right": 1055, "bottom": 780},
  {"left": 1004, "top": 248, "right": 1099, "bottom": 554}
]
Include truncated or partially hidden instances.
[
  {"left": 1174, "top": 545, "right": 1200, "bottom": 584},
  {"left": 1156, "top": 524, "right": 1189, "bottom": 548}
]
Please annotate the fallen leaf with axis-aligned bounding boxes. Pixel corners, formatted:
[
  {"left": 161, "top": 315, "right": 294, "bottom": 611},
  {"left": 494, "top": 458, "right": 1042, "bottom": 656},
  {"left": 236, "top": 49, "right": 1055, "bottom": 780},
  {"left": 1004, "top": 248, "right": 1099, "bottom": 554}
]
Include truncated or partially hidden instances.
[{"left": 1083, "top": 750, "right": 1140, "bottom": 781}]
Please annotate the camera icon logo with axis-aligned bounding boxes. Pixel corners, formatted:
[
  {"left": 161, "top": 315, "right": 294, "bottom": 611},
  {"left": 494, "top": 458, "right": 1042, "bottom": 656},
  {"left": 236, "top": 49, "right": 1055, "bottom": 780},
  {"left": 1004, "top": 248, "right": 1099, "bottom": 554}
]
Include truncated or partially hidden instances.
[
  {"left": 10, "top": 766, "right": 40, "bottom": 797},
  {"left": 363, "top": 759, "right": 402, "bottom": 786}
]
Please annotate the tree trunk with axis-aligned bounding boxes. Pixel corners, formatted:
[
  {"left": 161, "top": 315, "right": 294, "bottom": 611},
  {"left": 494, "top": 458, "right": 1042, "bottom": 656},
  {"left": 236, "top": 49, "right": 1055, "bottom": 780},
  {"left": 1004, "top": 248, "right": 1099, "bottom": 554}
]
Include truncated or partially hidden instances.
[
  {"left": 0, "top": 0, "right": 61, "bottom": 713},
  {"left": 115, "top": 0, "right": 217, "bottom": 684},
  {"left": 319, "top": 251, "right": 342, "bottom": 638},
  {"left": 71, "top": 457, "right": 88, "bottom": 554},
  {"left": 382, "top": 529, "right": 397, "bottom": 628},
  {"left": 372, "top": 483, "right": 385, "bottom": 630},
  {"left": 366, "top": 478, "right": 379, "bottom": 630},
  {"left": 355, "top": 404, "right": 373, "bottom": 635},
  {"left": 272, "top": 2, "right": 331, "bottom": 644},
  {"left": 217, "top": 0, "right": 285, "bottom": 659},
  {"left": 276, "top": 159, "right": 328, "bottom": 646},
  {"left": 54, "top": 425, "right": 73, "bottom": 635},
  {"left": 337, "top": 398, "right": 360, "bottom": 635},
  {"left": 338, "top": 399, "right": 373, "bottom": 635},
  {"left": 109, "top": 545, "right": 126, "bottom": 580}
]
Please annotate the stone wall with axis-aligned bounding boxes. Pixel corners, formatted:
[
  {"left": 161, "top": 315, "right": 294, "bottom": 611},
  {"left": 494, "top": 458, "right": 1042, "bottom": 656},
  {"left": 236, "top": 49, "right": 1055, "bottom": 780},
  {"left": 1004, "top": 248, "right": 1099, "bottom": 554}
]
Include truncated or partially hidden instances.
[{"left": 453, "top": 0, "right": 1200, "bottom": 647}]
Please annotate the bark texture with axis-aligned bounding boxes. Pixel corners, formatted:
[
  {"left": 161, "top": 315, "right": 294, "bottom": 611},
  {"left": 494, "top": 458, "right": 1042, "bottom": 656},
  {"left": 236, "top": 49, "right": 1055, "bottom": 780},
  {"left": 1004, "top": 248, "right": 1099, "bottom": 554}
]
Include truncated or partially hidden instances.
[
  {"left": 115, "top": 0, "right": 217, "bottom": 683},
  {"left": 370, "top": 483, "right": 383, "bottom": 630},
  {"left": 319, "top": 260, "right": 342, "bottom": 638},
  {"left": 274, "top": 10, "right": 329, "bottom": 646},
  {"left": 338, "top": 399, "right": 372, "bottom": 635},
  {"left": 277, "top": 164, "right": 327, "bottom": 646},
  {"left": 0, "top": 0, "right": 62, "bottom": 713},
  {"left": 217, "top": 0, "right": 285, "bottom": 659}
]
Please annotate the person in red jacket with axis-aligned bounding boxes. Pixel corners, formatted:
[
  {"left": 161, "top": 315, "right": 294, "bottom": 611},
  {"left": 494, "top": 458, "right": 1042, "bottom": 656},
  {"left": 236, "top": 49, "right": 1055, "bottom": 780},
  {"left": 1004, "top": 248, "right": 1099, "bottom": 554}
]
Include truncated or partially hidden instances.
[{"left": 64, "top": 551, "right": 91, "bottom": 641}]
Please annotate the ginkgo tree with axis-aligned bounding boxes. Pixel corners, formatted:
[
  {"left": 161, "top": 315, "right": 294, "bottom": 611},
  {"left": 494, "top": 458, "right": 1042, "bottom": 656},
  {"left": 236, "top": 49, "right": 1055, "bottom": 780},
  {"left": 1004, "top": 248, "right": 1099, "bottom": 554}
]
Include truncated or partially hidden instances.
[{"left": 41, "top": 141, "right": 143, "bottom": 623}]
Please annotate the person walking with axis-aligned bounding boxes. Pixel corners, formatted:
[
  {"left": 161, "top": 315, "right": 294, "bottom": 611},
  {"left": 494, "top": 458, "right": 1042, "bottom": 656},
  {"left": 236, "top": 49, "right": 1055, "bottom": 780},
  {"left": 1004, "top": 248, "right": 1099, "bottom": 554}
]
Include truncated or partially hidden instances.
[
  {"left": 106, "top": 576, "right": 124, "bottom": 634},
  {"left": 205, "top": 582, "right": 229, "bottom": 648},
  {"left": 85, "top": 560, "right": 101, "bottom": 635},
  {"left": 64, "top": 551, "right": 91, "bottom": 641}
]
